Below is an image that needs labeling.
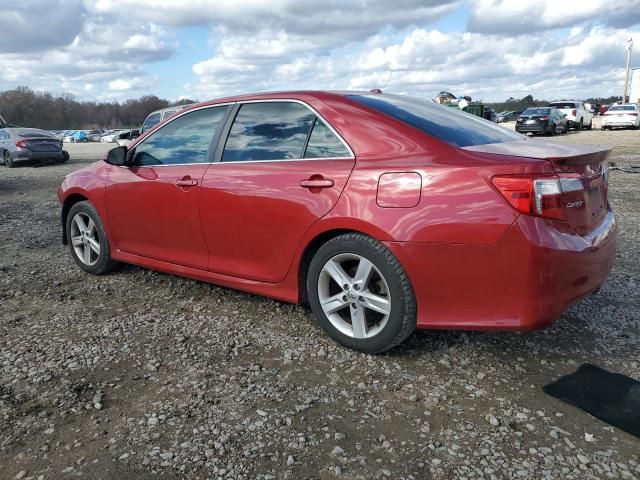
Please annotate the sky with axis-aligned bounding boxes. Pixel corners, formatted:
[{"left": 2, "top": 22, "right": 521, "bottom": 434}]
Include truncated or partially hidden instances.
[{"left": 0, "top": 0, "right": 639, "bottom": 103}]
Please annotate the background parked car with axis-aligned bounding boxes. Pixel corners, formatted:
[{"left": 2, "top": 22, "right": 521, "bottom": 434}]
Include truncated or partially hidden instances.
[
  {"left": 601, "top": 104, "right": 640, "bottom": 130},
  {"left": 483, "top": 107, "right": 497, "bottom": 122},
  {"left": 0, "top": 128, "right": 69, "bottom": 167},
  {"left": 86, "top": 129, "right": 106, "bottom": 142},
  {"left": 140, "top": 104, "right": 194, "bottom": 134},
  {"left": 497, "top": 110, "right": 523, "bottom": 123},
  {"left": 115, "top": 129, "right": 140, "bottom": 146},
  {"left": 62, "top": 131, "right": 76, "bottom": 143},
  {"left": 100, "top": 130, "right": 125, "bottom": 143},
  {"left": 599, "top": 104, "right": 611, "bottom": 116},
  {"left": 548, "top": 100, "right": 593, "bottom": 129},
  {"left": 515, "top": 107, "right": 568, "bottom": 135}
]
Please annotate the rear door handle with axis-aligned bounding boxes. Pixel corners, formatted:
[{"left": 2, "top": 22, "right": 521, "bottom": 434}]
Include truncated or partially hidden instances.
[
  {"left": 300, "top": 178, "right": 334, "bottom": 189},
  {"left": 175, "top": 178, "right": 198, "bottom": 187}
]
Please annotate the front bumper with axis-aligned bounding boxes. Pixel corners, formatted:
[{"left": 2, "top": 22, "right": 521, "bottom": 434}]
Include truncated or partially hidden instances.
[{"left": 386, "top": 209, "right": 616, "bottom": 331}]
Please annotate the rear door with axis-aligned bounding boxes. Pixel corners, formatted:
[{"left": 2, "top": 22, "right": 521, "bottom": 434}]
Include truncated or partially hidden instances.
[
  {"left": 199, "top": 100, "right": 356, "bottom": 282},
  {"left": 106, "top": 105, "right": 230, "bottom": 269}
]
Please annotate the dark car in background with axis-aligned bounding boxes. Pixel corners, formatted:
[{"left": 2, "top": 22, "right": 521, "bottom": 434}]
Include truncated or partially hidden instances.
[
  {"left": 0, "top": 128, "right": 69, "bottom": 167},
  {"left": 515, "top": 107, "right": 568, "bottom": 135},
  {"left": 497, "top": 111, "right": 523, "bottom": 123},
  {"left": 483, "top": 107, "right": 497, "bottom": 122}
]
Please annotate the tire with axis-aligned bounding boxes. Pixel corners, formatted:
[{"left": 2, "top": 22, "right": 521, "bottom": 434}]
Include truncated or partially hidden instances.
[
  {"left": 578, "top": 118, "right": 584, "bottom": 130},
  {"left": 307, "top": 233, "right": 416, "bottom": 353},
  {"left": 66, "top": 201, "right": 120, "bottom": 275},
  {"left": 59, "top": 151, "right": 70, "bottom": 164},
  {"left": 587, "top": 119, "right": 593, "bottom": 130},
  {"left": 3, "top": 150, "right": 15, "bottom": 168},
  {"left": 549, "top": 125, "right": 556, "bottom": 136}
]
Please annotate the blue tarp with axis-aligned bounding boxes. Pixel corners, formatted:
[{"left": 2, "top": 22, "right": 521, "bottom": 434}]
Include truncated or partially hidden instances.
[{"left": 73, "top": 130, "right": 87, "bottom": 141}]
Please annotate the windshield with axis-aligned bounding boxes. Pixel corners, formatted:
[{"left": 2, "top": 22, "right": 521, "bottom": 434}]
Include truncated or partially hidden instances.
[
  {"left": 609, "top": 105, "right": 636, "bottom": 111},
  {"left": 523, "top": 108, "right": 551, "bottom": 116},
  {"left": 350, "top": 94, "right": 523, "bottom": 147}
]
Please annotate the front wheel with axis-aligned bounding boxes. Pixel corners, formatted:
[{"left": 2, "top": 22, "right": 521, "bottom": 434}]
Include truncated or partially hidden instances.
[
  {"left": 578, "top": 118, "right": 584, "bottom": 130},
  {"left": 66, "top": 201, "right": 120, "bottom": 275},
  {"left": 307, "top": 233, "right": 416, "bottom": 353}
]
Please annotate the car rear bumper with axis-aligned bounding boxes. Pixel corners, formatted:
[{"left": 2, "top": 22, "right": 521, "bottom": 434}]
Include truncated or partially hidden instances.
[
  {"left": 386, "top": 209, "right": 616, "bottom": 331},
  {"left": 14, "top": 148, "right": 65, "bottom": 162},
  {"left": 602, "top": 121, "right": 636, "bottom": 127},
  {"left": 516, "top": 123, "right": 549, "bottom": 133}
]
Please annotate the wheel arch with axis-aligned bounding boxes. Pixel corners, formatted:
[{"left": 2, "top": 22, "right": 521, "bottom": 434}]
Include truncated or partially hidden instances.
[
  {"left": 296, "top": 224, "right": 394, "bottom": 305},
  {"left": 61, "top": 193, "right": 89, "bottom": 244}
]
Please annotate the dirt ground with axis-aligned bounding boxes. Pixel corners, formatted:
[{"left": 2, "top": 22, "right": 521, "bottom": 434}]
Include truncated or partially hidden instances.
[{"left": 1, "top": 125, "right": 639, "bottom": 480}]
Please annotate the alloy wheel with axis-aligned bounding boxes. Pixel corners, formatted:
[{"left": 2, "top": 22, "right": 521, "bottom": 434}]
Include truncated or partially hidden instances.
[
  {"left": 317, "top": 253, "right": 391, "bottom": 339},
  {"left": 70, "top": 212, "right": 101, "bottom": 266}
]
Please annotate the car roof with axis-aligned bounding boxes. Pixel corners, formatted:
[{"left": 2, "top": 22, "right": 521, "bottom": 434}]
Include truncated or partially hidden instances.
[{"left": 179, "top": 90, "right": 375, "bottom": 111}]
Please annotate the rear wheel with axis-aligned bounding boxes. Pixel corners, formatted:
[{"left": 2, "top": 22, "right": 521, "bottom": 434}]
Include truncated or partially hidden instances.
[
  {"left": 307, "top": 233, "right": 416, "bottom": 353},
  {"left": 3, "top": 150, "right": 14, "bottom": 168},
  {"left": 66, "top": 201, "right": 120, "bottom": 275},
  {"left": 549, "top": 125, "right": 556, "bottom": 136}
]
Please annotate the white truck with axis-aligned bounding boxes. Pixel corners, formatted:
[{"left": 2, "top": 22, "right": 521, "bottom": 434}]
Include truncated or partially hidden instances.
[{"left": 548, "top": 101, "right": 594, "bottom": 130}]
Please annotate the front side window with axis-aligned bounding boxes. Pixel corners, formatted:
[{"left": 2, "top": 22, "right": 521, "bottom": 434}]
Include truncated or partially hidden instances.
[
  {"left": 222, "top": 102, "right": 315, "bottom": 162},
  {"left": 304, "top": 119, "right": 351, "bottom": 158},
  {"left": 141, "top": 113, "right": 162, "bottom": 133},
  {"left": 132, "top": 106, "right": 228, "bottom": 166}
]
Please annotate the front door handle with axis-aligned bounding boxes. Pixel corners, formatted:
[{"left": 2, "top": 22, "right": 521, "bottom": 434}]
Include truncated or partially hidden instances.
[
  {"left": 175, "top": 177, "right": 198, "bottom": 187},
  {"left": 300, "top": 178, "right": 334, "bottom": 189}
]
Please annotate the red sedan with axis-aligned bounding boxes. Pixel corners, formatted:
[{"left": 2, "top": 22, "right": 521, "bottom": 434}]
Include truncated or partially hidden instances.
[{"left": 58, "top": 91, "right": 616, "bottom": 353}]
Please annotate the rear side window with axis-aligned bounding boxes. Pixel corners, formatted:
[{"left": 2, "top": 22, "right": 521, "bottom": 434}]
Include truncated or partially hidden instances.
[
  {"left": 222, "top": 102, "right": 315, "bottom": 162},
  {"left": 351, "top": 94, "right": 522, "bottom": 147},
  {"left": 133, "top": 106, "right": 228, "bottom": 166},
  {"left": 141, "top": 113, "right": 162, "bottom": 133},
  {"left": 304, "top": 119, "right": 351, "bottom": 158},
  {"left": 609, "top": 105, "right": 636, "bottom": 111}
]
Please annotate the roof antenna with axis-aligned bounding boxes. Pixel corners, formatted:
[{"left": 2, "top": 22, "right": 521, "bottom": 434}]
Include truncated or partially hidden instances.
[{"left": 369, "top": 88, "right": 383, "bottom": 94}]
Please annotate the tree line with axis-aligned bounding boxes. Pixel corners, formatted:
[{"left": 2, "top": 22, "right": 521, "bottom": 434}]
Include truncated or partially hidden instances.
[
  {"left": 0, "top": 87, "right": 196, "bottom": 130},
  {"left": 487, "top": 94, "right": 623, "bottom": 113}
]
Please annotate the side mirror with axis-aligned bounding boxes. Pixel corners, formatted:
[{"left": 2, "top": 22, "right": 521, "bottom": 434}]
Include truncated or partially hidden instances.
[{"left": 105, "top": 146, "right": 128, "bottom": 166}]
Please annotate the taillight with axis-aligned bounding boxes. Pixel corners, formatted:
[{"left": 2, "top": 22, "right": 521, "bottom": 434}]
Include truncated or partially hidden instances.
[
  {"left": 571, "top": 109, "right": 577, "bottom": 116},
  {"left": 15, "top": 139, "right": 27, "bottom": 148},
  {"left": 492, "top": 175, "right": 584, "bottom": 221}
]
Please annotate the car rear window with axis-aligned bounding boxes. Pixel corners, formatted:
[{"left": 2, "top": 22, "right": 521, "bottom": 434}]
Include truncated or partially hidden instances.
[
  {"left": 350, "top": 94, "right": 523, "bottom": 147},
  {"left": 609, "top": 105, "right": 636, "bottom": 111},
  {"left": 550, "top": 102, "right": 577, "bottom": 109},
  {"left": 523, "top": 108, "right": 551, "bottom": 115}
]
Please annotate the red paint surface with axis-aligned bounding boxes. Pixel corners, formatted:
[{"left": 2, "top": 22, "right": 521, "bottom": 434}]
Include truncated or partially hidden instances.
[{"left": 58, "top": 91, "right": 616, "bottom": 331}]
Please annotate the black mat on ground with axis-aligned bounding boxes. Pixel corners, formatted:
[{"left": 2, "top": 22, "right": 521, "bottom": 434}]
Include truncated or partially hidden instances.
[{"left": 543, "top": 363, "right": 640, "bottom": 438}]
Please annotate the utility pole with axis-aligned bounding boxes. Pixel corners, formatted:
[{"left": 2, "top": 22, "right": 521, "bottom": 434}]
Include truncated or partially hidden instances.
[{"left": 623, "top": 38, "right": 633, "bottom": 103}]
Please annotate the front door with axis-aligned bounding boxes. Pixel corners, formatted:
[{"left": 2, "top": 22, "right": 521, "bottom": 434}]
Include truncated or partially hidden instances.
[
  {"left": 199, "top": 100, "right": 356, "bottom": 282},
  {"left": 106, "top": 105, "right": 230, "bottom": 269}
]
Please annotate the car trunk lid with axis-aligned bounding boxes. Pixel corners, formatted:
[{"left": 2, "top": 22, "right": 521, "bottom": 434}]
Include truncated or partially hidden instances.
[
  {"left": 463, "top": 140, "right": 610, "bottom": 235},
  {"left": 20, "top": 136, "right": 62, "bottom": 152}
]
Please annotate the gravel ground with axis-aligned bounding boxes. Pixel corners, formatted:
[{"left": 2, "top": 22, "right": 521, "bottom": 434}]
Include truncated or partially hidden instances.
[{"left": 1, "top": 130, "right": 639, "bottom": 480}]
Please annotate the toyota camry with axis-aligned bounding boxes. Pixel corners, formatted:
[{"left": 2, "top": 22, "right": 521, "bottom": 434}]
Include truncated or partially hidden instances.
[{"left": 58, "top": 91, "right": 616, "bottom": 353}]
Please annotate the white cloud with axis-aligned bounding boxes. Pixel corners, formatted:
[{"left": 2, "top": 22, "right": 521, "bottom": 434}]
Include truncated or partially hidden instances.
[
  {"left": 468, "top": 0, "right": 640, "bottom": 34},
  {"left": 0, "top": 0, "right": 638, "bottom": 103}
]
